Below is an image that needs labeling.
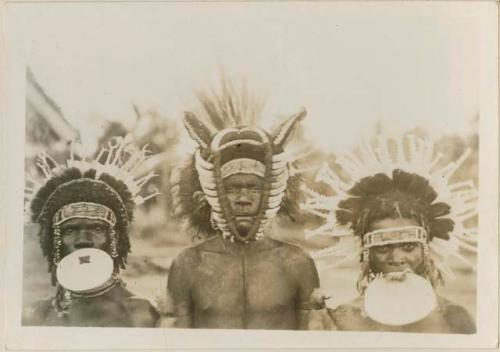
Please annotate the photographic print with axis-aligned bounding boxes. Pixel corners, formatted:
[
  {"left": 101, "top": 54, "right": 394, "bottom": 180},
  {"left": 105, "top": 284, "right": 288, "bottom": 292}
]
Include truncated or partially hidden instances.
[{"left": 2, "top": 1, "right": 498, "bottom": 350}]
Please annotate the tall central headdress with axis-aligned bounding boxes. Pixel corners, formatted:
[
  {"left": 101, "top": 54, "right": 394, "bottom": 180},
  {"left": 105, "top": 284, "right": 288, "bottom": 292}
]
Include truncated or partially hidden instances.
[
  {"left": 301, "top": 134, "right": 478, "bottom": 287},
  {"left": 170, "top": 80, "right": 306, "bottom": 243},
  {"left": 25, "top": 136, "right": 159, "bottom": 283}
]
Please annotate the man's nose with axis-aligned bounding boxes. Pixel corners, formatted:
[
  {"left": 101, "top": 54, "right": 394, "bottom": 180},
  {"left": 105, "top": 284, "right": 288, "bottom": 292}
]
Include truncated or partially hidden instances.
[
  {"left": 387, "top": 248, "right": 405, "bottom": 263},
  {"left": 74, "top": 231, "right": 94, "bottom": 248},
  {"left": 235, "top": 190, "right": 252, "bottom": 205}
]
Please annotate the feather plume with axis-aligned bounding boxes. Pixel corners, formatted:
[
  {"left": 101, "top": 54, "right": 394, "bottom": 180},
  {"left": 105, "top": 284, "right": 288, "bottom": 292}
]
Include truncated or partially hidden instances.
[{"left": 301, "top": 134, "right": 478, "bottom": 280}]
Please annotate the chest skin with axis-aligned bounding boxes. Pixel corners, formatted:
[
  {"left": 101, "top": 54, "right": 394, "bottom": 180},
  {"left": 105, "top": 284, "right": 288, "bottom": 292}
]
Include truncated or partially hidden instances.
[
  {"left": 170, "top": 236, "right": 317, "bottom": 330},
  {"left": 43, "top": 295, "right": 133, "bottom": 327},
  {"left": 191, "top": 244, "right": 297, "bottom": 329},
  {"left": 24, "top": 284, "right": 159, "bottom": 327}
]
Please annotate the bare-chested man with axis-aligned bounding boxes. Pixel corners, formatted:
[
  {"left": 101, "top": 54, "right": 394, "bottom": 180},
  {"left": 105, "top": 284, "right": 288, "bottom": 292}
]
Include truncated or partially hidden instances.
[
  {"left": 302, "top": 135, "right": 477, "bottom": 333},
  {"left": 165, "top": 87, "right": 319, "bottom": 329},
  {"left": 23, "top": 138, "right": 159, "bottom": 327}
]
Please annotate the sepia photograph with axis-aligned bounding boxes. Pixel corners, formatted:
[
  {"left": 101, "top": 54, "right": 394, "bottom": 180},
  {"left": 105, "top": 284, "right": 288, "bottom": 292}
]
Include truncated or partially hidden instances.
[{"left": 2, "top": 1, "right": 498, "bottom": 350}]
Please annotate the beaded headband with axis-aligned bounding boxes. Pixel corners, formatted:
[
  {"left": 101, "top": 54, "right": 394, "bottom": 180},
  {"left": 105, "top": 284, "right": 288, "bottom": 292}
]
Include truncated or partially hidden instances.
[
  {"left": 363, "top": 226, "right": 427, "bottom": 249},
  {"left": 53, "top": 202, "right": 117, "bottom": 227},
  {"left": 38, "top": 178, "right": 127, "bottom": 226},
  {"left": 220, "top": 158, "right": 266, "bottom": 179}
]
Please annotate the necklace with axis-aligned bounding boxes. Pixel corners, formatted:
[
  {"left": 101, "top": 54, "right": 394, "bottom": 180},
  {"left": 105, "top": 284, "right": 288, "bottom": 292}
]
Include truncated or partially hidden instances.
[{"left": 53, "top": 275, "right": 122, "bottom": 318}]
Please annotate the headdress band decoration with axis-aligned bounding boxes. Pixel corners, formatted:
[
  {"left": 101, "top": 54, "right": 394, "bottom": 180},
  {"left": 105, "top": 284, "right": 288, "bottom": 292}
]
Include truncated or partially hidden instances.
[
  {"left": 363, "top": 226, "right": 427, "bottom": 249},
  {"left": 53, "top": 202, "right": 117, "bottom": 227},
  {"left": 220, "top": 158, "right": 266, "bottom": 179}
]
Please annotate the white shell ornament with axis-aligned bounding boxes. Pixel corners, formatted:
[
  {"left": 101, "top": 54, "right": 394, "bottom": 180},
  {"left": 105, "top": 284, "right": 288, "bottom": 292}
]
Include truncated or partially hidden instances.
[
  {"left": 56, "top": 248, "right": 114, "bottom": 293},
  {"left": 363, "top": 272, "right": 437, "bottom": 326}
]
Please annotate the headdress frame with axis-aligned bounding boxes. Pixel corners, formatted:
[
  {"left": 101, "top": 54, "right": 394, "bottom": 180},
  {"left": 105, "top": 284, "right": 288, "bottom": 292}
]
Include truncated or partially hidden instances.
[{"left": 171, "top": 108, "right": 307, "bottom": 241}]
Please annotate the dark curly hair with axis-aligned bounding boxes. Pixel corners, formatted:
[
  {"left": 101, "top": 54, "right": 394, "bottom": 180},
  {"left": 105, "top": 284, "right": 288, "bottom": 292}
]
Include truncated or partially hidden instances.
[{"left": 30, "top": 167, "right": 134, "bottom": 278}]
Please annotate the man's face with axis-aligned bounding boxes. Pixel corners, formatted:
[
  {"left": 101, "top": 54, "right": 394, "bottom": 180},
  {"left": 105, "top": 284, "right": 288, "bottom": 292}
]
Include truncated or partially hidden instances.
[
  {"left": 368, "top": 218, "right": 425, "bottom": 275},
  {"left": 59, "top": 218, "right": 110, "bottom": 256},
  {"left": 224, "top": 174, "right": 264, "bottom": 237}
]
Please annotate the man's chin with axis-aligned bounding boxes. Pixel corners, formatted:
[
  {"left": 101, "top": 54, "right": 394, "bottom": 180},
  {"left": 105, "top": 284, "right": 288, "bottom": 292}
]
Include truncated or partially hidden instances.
[
  {"left": 235, "top": 224, "right": 251, "bottom": 236},
  {"left": 233, "top": 216, "right": 255, "bottom": 238}
]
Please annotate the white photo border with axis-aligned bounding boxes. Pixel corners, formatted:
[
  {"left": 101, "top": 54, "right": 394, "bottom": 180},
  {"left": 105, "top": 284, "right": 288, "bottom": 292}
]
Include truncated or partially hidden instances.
[{"left": 2, "top": 1, "right": 498, "bottom": 350}]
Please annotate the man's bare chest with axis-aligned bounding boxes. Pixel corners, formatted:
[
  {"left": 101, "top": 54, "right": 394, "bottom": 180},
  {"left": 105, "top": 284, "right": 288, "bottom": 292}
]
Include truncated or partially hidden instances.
[{"left": 191, "top": 250, "right": 297, "bottom": 314}]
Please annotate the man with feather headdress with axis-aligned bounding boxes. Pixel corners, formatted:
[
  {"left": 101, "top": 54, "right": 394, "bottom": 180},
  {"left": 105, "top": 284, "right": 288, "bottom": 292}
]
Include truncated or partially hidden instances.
[
  {"left": 165, "top": 81, "right": 320, "bottom": 329},
  {"left": 302, "top": 135, "right": 477, "bottom": 333},
  {"left": 23, "top": 137, "right": 160, "bottom": 327}
]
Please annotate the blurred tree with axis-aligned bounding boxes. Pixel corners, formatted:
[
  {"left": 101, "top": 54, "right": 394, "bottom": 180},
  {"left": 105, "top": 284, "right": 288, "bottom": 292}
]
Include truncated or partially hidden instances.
[{"left": 95, "top": 105, "right": 186, "bottom": 249}]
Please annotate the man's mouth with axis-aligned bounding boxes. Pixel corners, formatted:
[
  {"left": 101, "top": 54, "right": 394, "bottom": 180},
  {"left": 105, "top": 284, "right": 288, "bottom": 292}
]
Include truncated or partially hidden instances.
[
  {"left": 384, "top": 269, "right": 413, "bottom": 282},
  {"left": 385, "top": 264, "right": 410, "bottom": 272},
  {"left": 75, "top": 243, "right": 94, "bottom": 249},
  {"left": 234, "top": 215, "right": 254, "bottom": 221}
]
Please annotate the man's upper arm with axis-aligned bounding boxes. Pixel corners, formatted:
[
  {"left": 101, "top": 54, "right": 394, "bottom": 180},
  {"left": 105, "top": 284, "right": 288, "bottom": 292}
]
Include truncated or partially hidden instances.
[
  {"left": 287, "top": 248, "right": 320, "bottom": 307},
  {"left": 291, "top": 249, "right": 322, "bottom": 330},
  {"left": 164, "top": 249, "right": 195, "bottom": 327},
  {"left": 297, "top": 252, "right": 320, "bottom": 304},
  {"left": 444, "top": 304, "right": 476, "bottom": 334},
  {"left": 125, "top": 298, "right": 160, "bottom": 327}
]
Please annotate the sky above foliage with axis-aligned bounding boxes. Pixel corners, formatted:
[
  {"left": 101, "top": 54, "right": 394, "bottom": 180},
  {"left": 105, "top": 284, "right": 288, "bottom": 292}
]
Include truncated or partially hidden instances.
[{"left": 9, "top": 2, "right": 483, "bottom": 153}]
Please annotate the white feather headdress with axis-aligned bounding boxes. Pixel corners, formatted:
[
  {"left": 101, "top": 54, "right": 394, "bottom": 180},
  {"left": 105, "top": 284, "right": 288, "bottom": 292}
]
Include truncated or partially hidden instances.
[{"left": 301, "top": 134, "right": 478, "bottom": 280}]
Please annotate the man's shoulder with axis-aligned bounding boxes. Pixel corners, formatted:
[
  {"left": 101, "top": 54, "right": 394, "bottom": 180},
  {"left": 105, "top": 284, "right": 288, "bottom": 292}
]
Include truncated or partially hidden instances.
[
  {"left": 171, "top": 236, "right": 219, "bottom": 264},
  {"left": 436, "top": 295, "right": 470, "bottom": 314},
  {"left": 109, "top": 285, "right": 160, "bottom": 327},
  {"left": 436, "top": 295, "right": 476, "bottom": 333},
  {"left": 331, "top": 296, "right": 363, "bottom": 314},
  {"left": 23, "top": 298, "right": 54, "bottom": 325},
  {"left": 267, "top": 238, "right": 313, "bottom": 260},
  {"left": 29, "top": 297, "right": 53, "bottom": 309},
  {"left": 328, "top": 297, "right": 364, "bottom": 327},
  {"left": 123, "top": 297, "right": 159, "bottom": 327}
]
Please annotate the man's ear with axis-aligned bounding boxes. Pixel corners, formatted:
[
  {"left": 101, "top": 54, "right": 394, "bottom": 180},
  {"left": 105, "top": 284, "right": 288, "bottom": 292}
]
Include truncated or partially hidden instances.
[
  {"left": 271, "top": 108, "right": 307, "bottom": 149},
  {"left": 183, "top": 112, "right": 214, "bottom": 149}
]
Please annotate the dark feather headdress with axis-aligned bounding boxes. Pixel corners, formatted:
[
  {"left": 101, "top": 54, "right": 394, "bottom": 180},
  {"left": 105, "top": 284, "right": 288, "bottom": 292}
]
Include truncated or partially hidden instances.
[
  {"left": 336, "top": 169, "right": 455, "bottom": 241},
  {"left": 25, "top": 137, "right": 159, "bottom": 281},
  {"left": 170, "top": 79, "right": 307, "bottom": 242},
  {"left": 302, "top": 135, "right": 477, "bottom": 280}
]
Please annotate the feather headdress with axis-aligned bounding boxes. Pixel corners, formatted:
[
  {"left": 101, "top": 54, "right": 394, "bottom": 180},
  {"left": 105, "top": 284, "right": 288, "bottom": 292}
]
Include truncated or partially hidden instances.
[
  {"left": 301, "top": 134, "right": 477, "bottom": 281},
  {"left": 25, "top": 136, "right": 160, "bottom": 279},
  {"left": 170, "top": 79, "right": 307, "bottom": 242}
]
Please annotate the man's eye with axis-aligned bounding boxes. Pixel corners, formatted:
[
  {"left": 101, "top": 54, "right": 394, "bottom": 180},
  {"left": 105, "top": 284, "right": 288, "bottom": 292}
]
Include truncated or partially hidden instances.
[
  {"left": 374, "top": 246, "right": 389, "bottom": 254},
  {"left": 402, "top": 243, "right": 417, "bottom": 251}
]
